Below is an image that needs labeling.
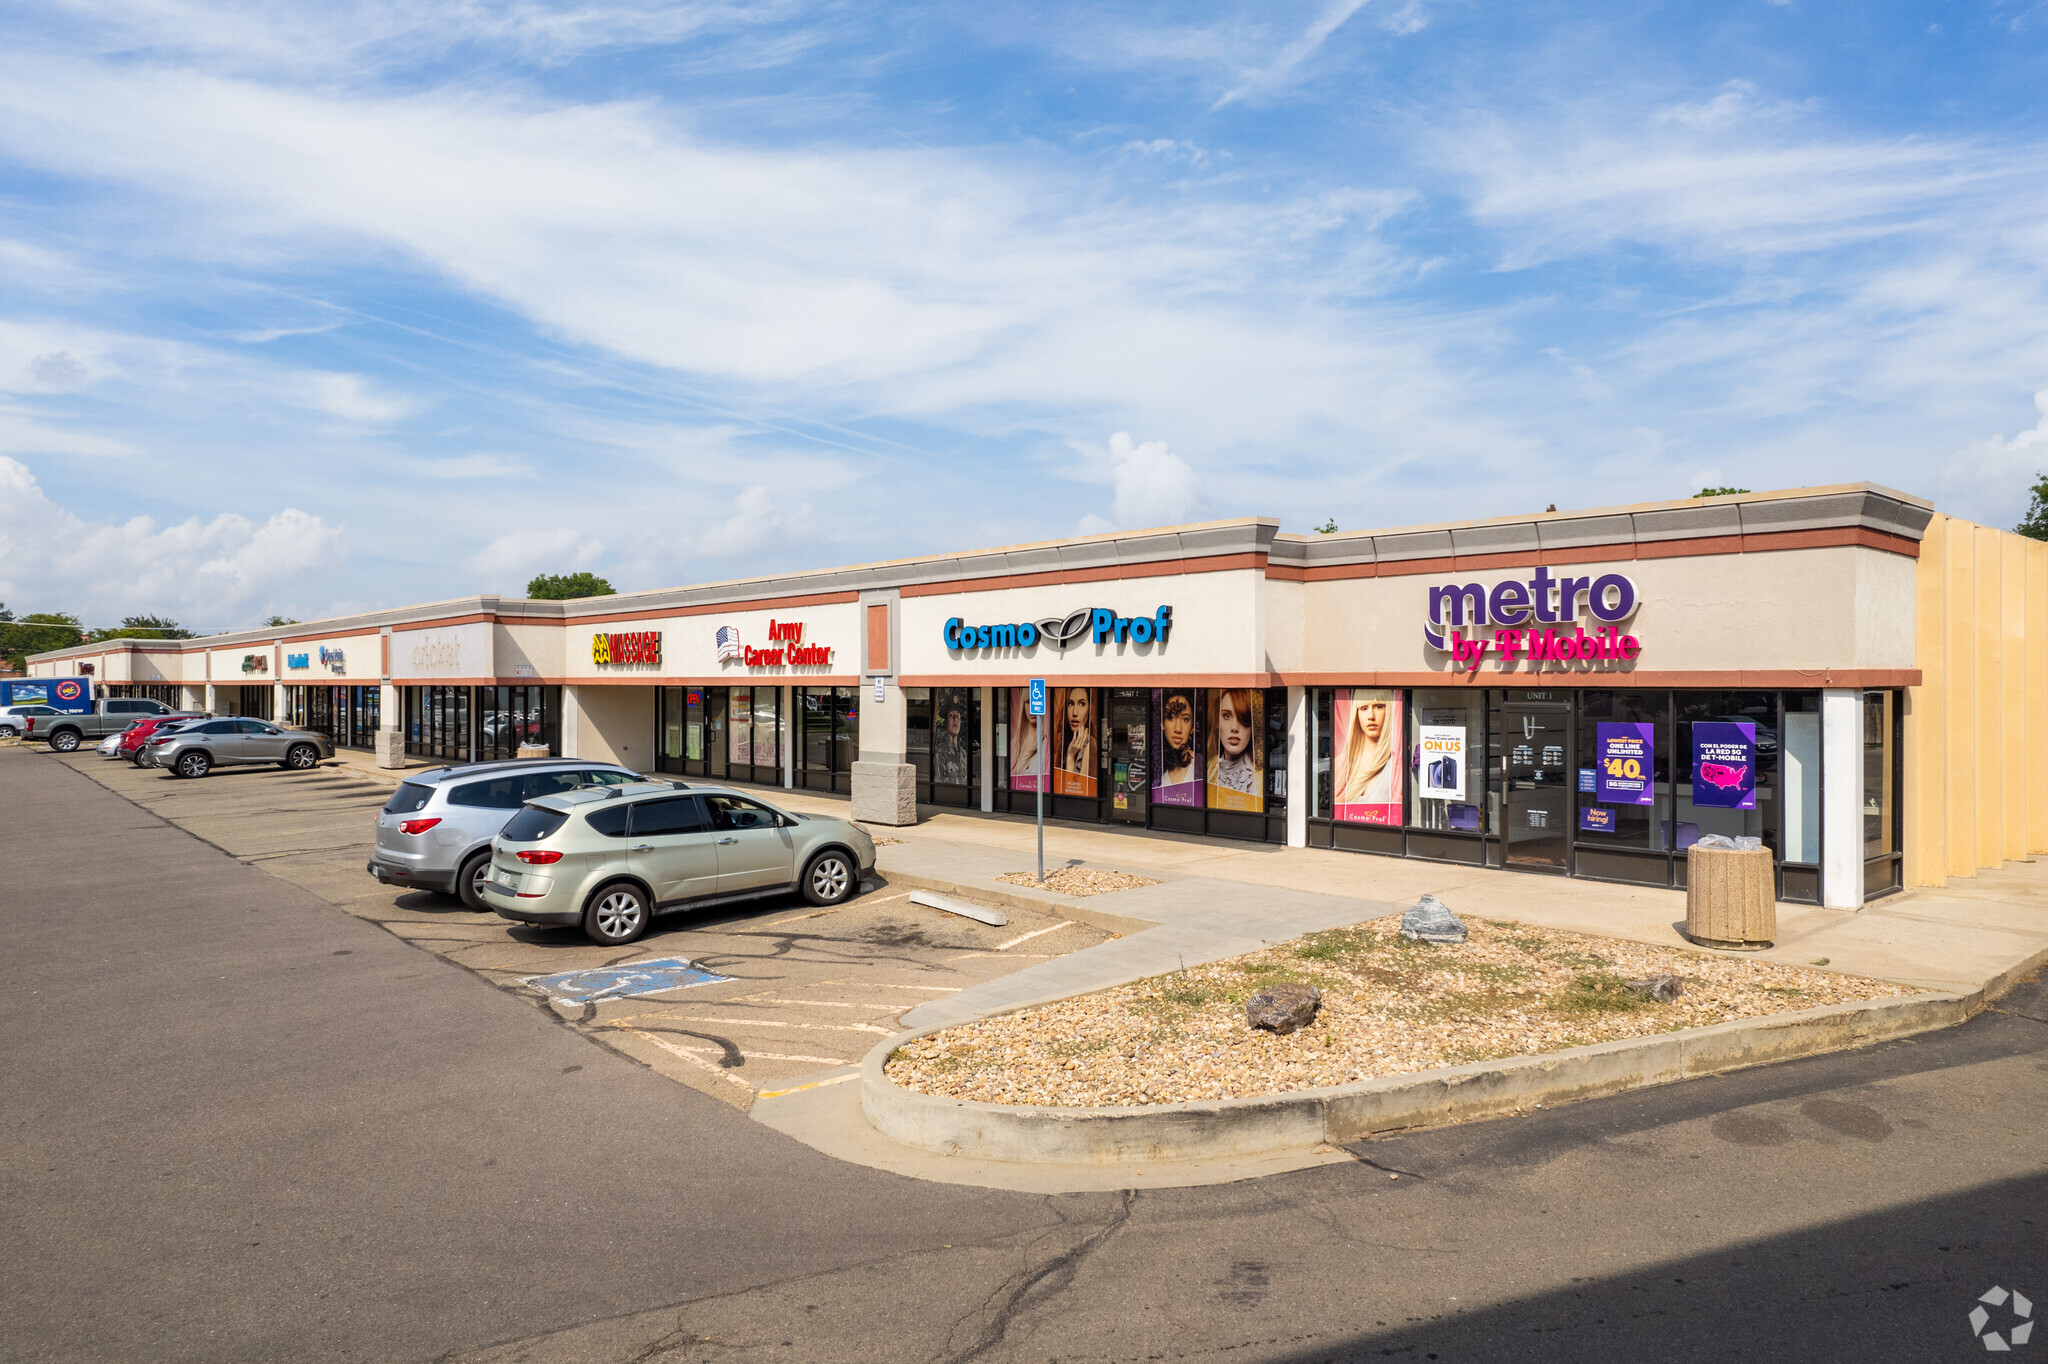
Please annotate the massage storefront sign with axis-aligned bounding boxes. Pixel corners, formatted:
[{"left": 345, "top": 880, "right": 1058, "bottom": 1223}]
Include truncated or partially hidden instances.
[{"left": 1424, "top": 566, "right": 1642, "bottom": 672}]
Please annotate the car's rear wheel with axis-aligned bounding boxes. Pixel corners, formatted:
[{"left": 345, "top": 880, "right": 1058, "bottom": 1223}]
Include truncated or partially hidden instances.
[
  {"left": 282, "top": 744, "right": 319, "bottom": 771},
  {"left": 583, "top": 883, "right": 650, "bottom": 945},
  {"left": 457, "top": 851, "right": 493, "bottom": 912},
  {"left": 175, "top": 750, "right": 211, "bottom": 779},
  {"left": 801, "top": 850, "right": 857, "bottom": 906},
  {"left": 49, "top": 729, "right": 80, "bottom": 752}
]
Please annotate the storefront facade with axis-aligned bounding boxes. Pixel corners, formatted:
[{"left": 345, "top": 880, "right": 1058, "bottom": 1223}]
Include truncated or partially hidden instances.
[{"left": 29, "top": 484, "right": 2045, "bottom": 911}]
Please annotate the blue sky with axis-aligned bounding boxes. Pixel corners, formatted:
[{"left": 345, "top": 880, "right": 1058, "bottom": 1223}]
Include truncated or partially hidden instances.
[{"left": 1, "top": 0, "right": 2044, "bottom": 628}]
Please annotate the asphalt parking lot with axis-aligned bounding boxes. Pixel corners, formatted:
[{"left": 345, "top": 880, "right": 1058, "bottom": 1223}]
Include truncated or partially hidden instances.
[{"left": 52, "top": 748, "right": 1111, "bottom": 1107}]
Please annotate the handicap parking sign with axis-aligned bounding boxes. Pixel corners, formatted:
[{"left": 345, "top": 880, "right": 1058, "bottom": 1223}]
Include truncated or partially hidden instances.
[{"left": 1028, "top": 678, "right": 1046, "bottom": 716}]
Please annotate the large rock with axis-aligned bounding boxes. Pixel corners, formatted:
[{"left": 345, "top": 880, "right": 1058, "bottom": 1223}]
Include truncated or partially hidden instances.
[
  {"left": 1399, "top": 894, "right": 1468, "bottom": 944},
  {"left": 1626, "top": 973, "right": 1685, "bottom": 1003},
  {"left": 1246, "top": 981, "right": 1321, "bottom": 1035}
]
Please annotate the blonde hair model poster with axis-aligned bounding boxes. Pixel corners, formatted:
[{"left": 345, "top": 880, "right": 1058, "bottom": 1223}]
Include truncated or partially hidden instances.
[
  {"left": 1333, "top": 687, "right": 1402, "bottom": 824},
  {"left": 1008, "top": 689, "right": 1043, "bottom": 792},
  {"left": 1205, "top": 688, "right": 1264, "bottom": 812},
  {"left": 1052, "top": 686, "right": 1098, "bottom": 796},
  {"left": 1151, "top": 687, "right": 1203, "bottom": 807}
]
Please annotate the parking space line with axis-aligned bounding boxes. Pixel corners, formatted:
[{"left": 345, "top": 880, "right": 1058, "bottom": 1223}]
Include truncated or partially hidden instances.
[
  {"left": 654, "top": 1044, "right": 850, "bottom": 1066},
  {"left": 994, "top": 920, "right": 1082, "bottom": 951},
  {"left": 757, "top": 1072, "right": 860, "bottom": 1100},
  {"left": 623, "top": 1014, "right": 894, "bottom": 1035}
]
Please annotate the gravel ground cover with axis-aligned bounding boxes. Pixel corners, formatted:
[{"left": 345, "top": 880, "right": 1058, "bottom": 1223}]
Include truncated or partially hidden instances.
[
  {"left": 885, "top": 915, "right": 1915, "bottom": 1107},
  {"left": 995, "top": 867, "right": 1160, "bottom": 897}
]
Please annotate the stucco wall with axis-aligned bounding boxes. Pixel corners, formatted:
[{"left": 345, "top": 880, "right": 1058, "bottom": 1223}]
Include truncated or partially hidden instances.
[
  {"left": 277, "top": 631, "right": 385, "bottom": 685},
  {"left": 572, "top": 683, "right": 655, "bottom": 771},
  {"left": 564, "top": 601, "right": 861, "bottom": 684},
  {"left": 896, "top": 570, "right": 1266, "bottom": 682},
  {"left": 1296, "top": 546, "right": 1917, "bottom": 679},
  {"left": 1905, "top": 516, "right": 2048, "bottom": 886}
]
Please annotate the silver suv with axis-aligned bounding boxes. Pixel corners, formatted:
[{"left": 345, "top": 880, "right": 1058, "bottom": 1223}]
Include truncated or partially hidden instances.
[
  {"left": 480, "top": 781, "right": 876, "bottom": 944},
  {"left": 367, "top": 759, "right": 643, "bottom": 910},
  {"left": 144, "top": 716, "right": 335, "bottom": 778}
]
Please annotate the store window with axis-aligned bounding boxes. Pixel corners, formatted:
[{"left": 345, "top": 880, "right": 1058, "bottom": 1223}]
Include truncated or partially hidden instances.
[
  {"left": 475, "top": 685, "right": 560, "bottom": 761},
  {"left": 1674, "top": 691, "right": 1779, "bottom": 858},
  {"left": 405, "top": 686, "right": 470, "bottom": 761},
  {"left": 1572, "top": 690, "right": 1669, "bottom": 885},
  {"left": 797, "top": 685, "right": 857, "bottom": 793},
  {"left": 1862, "top": 689, "right": 1902, "bottom": 897}
]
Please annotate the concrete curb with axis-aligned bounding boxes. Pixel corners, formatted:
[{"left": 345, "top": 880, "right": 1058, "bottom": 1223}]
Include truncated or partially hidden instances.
[
  {"left": 859, "top": 985, "right": 2001, "bottom": 1165},
  {"left": 875, "top": 868, "right": 1163, "bottom": 937}
]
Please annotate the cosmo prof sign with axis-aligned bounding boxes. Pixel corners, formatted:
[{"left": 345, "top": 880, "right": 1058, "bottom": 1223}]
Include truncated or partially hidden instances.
[
  {"left": 944, "top": 606, "right": 1174, "bottom": 653},
  {"left": 1424, "top": 566, "right": 1642, "bottom": 671}
]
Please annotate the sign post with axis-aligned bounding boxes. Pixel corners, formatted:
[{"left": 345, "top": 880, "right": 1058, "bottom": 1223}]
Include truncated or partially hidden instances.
[{"left": 1028, "top": 679, "right": 1047, "bottom": 883}]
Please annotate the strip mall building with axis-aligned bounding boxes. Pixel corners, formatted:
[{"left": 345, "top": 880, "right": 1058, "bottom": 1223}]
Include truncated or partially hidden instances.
[{"left": 31, "top": 484, "right": 2046, "bottom": 911}]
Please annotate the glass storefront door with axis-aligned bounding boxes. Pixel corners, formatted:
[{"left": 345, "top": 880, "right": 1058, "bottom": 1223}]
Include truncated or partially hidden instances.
[
  {"left": 705, "top": 689, "right": 728, "bottom": 779},
  {"left": 1107, "top": 689, "right": 1149, "bottom": 824},
  {"left": 1501, "top": 691, "right": 1571, "bottom": 871}
]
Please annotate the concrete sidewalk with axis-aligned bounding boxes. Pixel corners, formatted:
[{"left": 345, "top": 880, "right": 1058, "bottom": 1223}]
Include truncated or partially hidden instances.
[
  {"left": 319, "top": 754, "right": 2048, "bottom": 1018},
  {"left": 760, "top": 792, "right": 2048, "bottom": 1028}
]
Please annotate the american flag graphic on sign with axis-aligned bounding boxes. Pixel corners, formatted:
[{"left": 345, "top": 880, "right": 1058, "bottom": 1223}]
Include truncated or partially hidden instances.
[{"left": 715, "top": 625, "right": 742, "bottom": 661}]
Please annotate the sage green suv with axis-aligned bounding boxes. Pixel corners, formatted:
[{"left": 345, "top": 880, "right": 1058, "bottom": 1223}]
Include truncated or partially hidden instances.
[{"left": 479, "top": 781, "right": 876, "bottom": 945}]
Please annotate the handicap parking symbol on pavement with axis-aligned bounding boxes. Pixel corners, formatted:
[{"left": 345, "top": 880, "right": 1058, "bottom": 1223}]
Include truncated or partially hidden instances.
[{"left": 525, "top": 958, "right": 731, "bottom": 1005}]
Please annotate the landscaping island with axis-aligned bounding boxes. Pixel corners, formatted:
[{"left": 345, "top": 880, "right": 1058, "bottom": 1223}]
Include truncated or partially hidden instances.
[{"left": 884, "top": 915, "right": 1913, "bottom": 1109}]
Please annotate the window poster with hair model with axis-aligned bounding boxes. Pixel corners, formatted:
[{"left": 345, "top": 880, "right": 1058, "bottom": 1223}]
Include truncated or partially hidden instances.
[
  {"left": 1333, "top": 687, "right": 1403, "bottom": 824},
  {"left": 1151, "top": 687, "right": 1203, "bottom": 807},
  {"left": 1205, "top": 688, "right": 1264, "bottom": 813},
  {"left": 1052, "top": 686, "right": 1099, "bottom": 797},
  {"left": 1007, "top": 688, "right": 1044, "bottom": 792}
]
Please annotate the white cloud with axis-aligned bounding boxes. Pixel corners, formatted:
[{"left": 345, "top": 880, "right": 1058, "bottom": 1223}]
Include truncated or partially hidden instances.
[
  {"left": 300, "top": 371, "right": 415, "bottom": 424},
  {"left": 0, "top": 405, "right": 138, "bottom": 457},
  {"left": 462, "top": 526, "right": 605, "bottom": 589},
  {"left": 1214, "top": 0, "right": 1372, "bottom": 108},
  {"left": 695, "top": 484, "right": 816, "bottom": 559},
  {"left": 0, "top": 456, "right": 343, "bottom": 624},
  {"left": 1099, "top": 431, "right": 1201, "bottom": 530},
  {"left": 411, "top": 453, "right": 533, "bottom": 479},
  {"left": 1942, "top": 390, "right": 2048, "bottom": 528}
]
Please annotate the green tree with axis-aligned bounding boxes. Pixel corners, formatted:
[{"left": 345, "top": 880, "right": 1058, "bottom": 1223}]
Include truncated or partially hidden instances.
[
  {"left": 263, "top": 615, "right": 300, "bottom": 627},
  {"left": 1693, "top": 486, "right": 1750, "bottom": 498},
  {"left": 1314, "top": 518, "right": 1339, "bottom": 535},
  {"left": 526, "top": 571, "right": 616, "bottom": 600},
  {"left": 2016, "top": 473, "right": 2048, "bottom": 541},
  {"left": 92, "top": 614, "right": 195, "bottom": 641},
  {"left": 0, "top": 611, "right": 85, "bottom": 672}
]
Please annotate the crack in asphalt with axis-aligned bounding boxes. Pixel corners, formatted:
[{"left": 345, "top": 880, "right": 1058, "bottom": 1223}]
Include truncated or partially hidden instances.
[{"left": 934, "top": 1189, "right": 1138, "bottom": 1364}]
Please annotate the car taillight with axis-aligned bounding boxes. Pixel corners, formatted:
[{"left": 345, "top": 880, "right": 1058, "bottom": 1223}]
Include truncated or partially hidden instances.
[
  {"left": 515, "top": 849, "right": 563, "bottom": 864},
  {"left": 22, "top": 719, "right": 32, "bottom": 732},
  {"left": 399, "top": 818, "right": 442, "bottom": 835}
]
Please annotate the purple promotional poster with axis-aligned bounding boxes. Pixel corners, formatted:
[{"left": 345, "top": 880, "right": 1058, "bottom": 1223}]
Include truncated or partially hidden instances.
[
  {"left": 1595, "top": 722, "right": 1655, "bottom": 806},
  {"left": 1691, "top": 720, "right": 1756, "bottom": 810}
]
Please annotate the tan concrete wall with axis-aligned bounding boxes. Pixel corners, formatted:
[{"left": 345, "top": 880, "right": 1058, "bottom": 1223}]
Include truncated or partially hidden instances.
[
  {"left": 1298, "top": 545, "right": 1917, "bottom": 677},
  {"left": 573, "top": 683, "right": 655, "bottom": 772},
  {"left": 897, "top": 570, "right": 1265, "bottom": 680},
  {"left": 1904, "top": 515, "right": 2048, "bottom": 886},
  {"left": 495, "top": 622, "right": 564, "bottom": 680}
]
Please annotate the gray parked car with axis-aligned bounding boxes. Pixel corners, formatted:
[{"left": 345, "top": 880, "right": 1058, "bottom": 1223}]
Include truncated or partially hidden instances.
[
  {"left": 480, "top": 781, "right": 876, "bottom": 945},
  {"left": 143, "top": 716, "right": 335, "bottom": 779},
  {"left": 366, "top": 758, "right": 643, "bottom": 910}
]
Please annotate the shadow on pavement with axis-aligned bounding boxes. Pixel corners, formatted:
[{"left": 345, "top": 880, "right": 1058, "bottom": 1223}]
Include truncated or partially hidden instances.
[{"left": 1266, "top": 1170, "right": 2046, "bottom": 1363}]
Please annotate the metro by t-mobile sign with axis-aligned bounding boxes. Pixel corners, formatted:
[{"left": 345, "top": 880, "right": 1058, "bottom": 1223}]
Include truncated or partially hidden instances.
[{"left": 1424, "top": 565, "right": 1642, "bottom": 672}]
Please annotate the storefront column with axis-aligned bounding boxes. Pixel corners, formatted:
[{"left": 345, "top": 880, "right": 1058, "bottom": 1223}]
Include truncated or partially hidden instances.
[
  {"left": 852, "top": 678, "right": 916, "bottom": 825},
  {"left": 978, "top": 686, "right": 994, "bottom": 813},
  {"left": 375, "top": 683, "right": 403, "bottom": 768},
  {"left": 1821, "top": 688, "right": 1864, "bottom": 910},
  {"left": 272, "top": 679, "right": 288, "bottom": 727},
  {"left": 1286, "top": 686, "right": 1309, "bottom": 848},
  {"left": 204, "top": 683, "right": 218, "bottom": 714},
  {"left": 560, "top": 685, "right": 582, "bottom": 759},
  {"left": 782, "top": 686, "right": 795, "bottom": 789}
]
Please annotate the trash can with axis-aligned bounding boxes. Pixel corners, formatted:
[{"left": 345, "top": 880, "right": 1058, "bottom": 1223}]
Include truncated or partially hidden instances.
[{"left": 1684, "top": 844, "right": 1776, "bottom": 950}]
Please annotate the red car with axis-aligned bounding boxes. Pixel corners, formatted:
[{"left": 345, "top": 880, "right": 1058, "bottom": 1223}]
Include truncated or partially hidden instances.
[{"left": 119, "top": 713, "right": 208, "bottom": 763}]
